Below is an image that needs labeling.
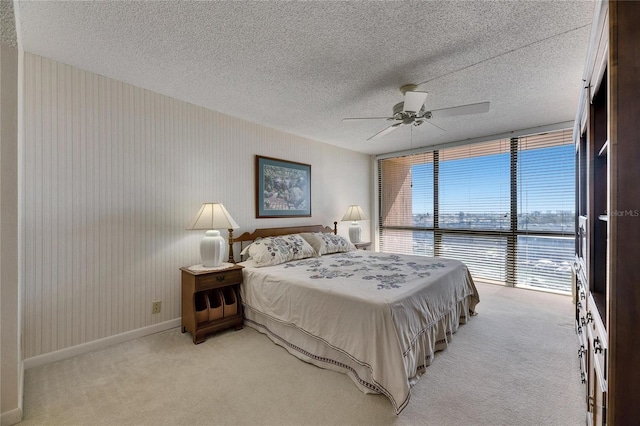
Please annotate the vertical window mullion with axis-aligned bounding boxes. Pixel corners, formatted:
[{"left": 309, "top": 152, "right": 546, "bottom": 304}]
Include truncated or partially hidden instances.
[
  {"left": 433, "top": 151, "right": 441, "bottom": 257},
  {"left": 507, "top": 137, "right": 518, "bottom": 286}
]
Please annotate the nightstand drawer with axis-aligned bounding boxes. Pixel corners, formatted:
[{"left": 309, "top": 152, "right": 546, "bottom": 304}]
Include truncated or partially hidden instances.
[{"left": 196, "top": 269, "right": 242, "bottom": 290}]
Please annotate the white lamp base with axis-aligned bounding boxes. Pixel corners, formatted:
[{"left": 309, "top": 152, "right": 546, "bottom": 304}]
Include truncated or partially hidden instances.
[
  {"left": 348, "top": 221, "right": 362, "bottom": 243},
  {"left": 201, "top": 230, "right": 225, "bottom": 267}
]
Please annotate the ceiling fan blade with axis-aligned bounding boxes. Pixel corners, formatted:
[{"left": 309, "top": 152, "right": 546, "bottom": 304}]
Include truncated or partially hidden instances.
[
  {"left": 342, "top": 117, "right": 393, "bottom": 121},
  {"left": 430, "top": 102, "right": 490, "bottom": 118},
  {"left": 403, "top": 91, "right": 428, "bottom": 113},
  {"left": 367, "top": 122, "right": 403, "bottom": 141}
]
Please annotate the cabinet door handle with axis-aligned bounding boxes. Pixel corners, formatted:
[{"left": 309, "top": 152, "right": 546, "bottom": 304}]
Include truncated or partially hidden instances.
[
  {"left": 581, "top": 372, "right": 586, "bottom": 384},
  {"left": 594, "top": 337, "right": 603, "bottom": 354},
  {"left": 216, "top": 275, "right": 225, "bottom": 282},
  {"left": 586, "top": 312, "right": 593, "bottom": 324},
  {"left": 578, "top": 345, "right": 585, "bottom": 359},
  {"left": 580, "top": 291, "right": 586, "bottom": 300}
]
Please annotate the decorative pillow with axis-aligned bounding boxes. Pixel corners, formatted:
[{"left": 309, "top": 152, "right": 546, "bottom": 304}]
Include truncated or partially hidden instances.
[
  {"left": 241, "top": 234, "right": 316, "bottom": 266},
  {"left": 299, "top": 232, "right": 355, "bottom": 256}
]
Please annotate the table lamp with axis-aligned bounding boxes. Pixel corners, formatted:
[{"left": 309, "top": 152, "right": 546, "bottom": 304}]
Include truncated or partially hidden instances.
[
  {"left": 187, "top": 203, "right": 239, "bottom": 267},
  {"left": 341, "top": 205, "right": 369, "bottom": 243}
]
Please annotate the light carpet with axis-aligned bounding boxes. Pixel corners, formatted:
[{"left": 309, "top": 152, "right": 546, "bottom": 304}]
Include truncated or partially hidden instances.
[{"left": 21, "top": 283, "right": 585, "bottom": 425}]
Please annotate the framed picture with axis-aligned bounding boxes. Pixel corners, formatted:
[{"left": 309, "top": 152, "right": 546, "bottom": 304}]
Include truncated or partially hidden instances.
[{"left": 256, "top": 155, "right": 311, "bottom": 218}]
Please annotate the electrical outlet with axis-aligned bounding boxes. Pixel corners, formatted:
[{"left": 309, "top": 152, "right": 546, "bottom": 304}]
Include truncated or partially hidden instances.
[{"left": 152, "top": 301, "right": 161, "bottom": 314}]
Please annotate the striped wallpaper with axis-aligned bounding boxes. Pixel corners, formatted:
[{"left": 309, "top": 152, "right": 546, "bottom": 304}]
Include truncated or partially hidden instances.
[{"left": 22, "top": 53, "right": 371, "bottom": 358}]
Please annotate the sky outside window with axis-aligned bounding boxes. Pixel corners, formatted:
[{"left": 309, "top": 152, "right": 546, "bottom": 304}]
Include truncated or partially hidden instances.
[{"left": 410, "top": 144, "right": 574, "bottom": 230}]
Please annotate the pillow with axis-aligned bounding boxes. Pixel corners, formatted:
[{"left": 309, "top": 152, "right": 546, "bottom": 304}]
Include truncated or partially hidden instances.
[
  {"left": 240, "top": 234, "right": 316, "bottom": 266},
  {"left": 299, "top": 232, "right": 356, "bottom": 256},
  {"left": 297, "top": 233, "right": 324, "bottom": 257}
]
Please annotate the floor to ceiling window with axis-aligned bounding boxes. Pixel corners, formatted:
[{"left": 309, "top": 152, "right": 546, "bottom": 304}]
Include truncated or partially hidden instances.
[
  {"left": 515, "top": 131, "right": 575, "bottom": 292},
  {"left": 378, "top": 129, "right": 574, "bottom": 293}
]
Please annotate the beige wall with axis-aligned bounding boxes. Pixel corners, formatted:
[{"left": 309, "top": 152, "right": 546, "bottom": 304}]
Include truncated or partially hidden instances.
[
  {"left": 1, "top": 42, "right": 22, "bottom": 425},
  {"left": 21, "top": 53, "right": 371, "bottom": 360}
]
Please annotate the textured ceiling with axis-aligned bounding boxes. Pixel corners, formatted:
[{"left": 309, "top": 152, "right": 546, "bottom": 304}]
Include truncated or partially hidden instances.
[
  {"left": 1, "top": 0, "right": 17, "bottom": 47},
  {"left": 15, "top": 0, "right": 594, "bottom": 155}
]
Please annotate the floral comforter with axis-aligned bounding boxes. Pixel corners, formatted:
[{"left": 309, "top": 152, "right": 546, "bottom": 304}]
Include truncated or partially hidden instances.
[{"left": 240, "top": 251, "right": 479, "bottom": 414}]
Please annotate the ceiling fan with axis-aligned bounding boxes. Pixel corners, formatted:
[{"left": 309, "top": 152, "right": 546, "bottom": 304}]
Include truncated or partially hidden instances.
[{"left": 343, "top": 84, "right": 490, "bottom": 141}]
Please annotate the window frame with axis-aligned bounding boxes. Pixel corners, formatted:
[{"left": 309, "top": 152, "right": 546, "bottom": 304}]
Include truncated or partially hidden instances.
[{"left": 377, "top": 131, "right": 575, "bottom": 293}]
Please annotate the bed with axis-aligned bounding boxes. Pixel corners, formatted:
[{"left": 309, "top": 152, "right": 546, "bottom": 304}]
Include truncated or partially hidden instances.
[{"left": 231, "top": 225, "right": 479, "bottom": 414}]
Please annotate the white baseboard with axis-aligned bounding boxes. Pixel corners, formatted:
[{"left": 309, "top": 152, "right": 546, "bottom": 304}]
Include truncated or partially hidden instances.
[
  {"left": 1, "top": 360, "right": 24, "bottom": 425},
  {"left": 18, "top": 359, "right": 24, "bottom": 420},
  {"left": 1, "top": 407, "right": 23, "bottom": 426},
  {"left": 23, "top": 318, "right": 181, "bottom": 370}
]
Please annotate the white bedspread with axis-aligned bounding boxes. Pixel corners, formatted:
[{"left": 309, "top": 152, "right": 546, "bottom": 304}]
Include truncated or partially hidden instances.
[{"left": 240, "top": 251, "right": 479, "bottom": 413}]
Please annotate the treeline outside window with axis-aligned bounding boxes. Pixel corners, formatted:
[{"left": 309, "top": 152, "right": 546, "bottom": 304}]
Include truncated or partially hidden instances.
[{"left": 378, "top": 129, "right": 574, "bottom": 294}]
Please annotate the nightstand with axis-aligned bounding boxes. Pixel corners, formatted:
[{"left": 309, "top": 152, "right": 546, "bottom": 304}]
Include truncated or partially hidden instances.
[
  {"left": 180, "top": 264, "right": 244, "bottom": 344},
  {"left": 354, "top": 242, "right": 372, "bottom": 250}
]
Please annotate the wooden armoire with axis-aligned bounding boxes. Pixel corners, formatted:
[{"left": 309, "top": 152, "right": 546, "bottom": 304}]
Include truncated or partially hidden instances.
[{"left": 573, "top": 0, "right": 640, "bottom": 424}]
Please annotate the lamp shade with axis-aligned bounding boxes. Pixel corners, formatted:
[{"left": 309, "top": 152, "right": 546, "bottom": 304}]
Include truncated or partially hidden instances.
[
  {"left": 187, "top": 203, "right": 239, "bottom": 231},
  {"left": 341, "top": 205, "right": 369, "bottom": 244},
  {"left": 187, "top": 203, "right": 239, "bottom": 268},
  {"left": 341, "top": 205, "right": 369, "bottom": 222}
]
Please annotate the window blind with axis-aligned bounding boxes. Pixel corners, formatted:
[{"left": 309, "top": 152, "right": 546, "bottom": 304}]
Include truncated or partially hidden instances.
[
  {"left": 439, "top": 139, "right": 511, "bottom": 231},
  {"left": 378, "top": 152, "right": 433, "bottom": 255},
  {"left": 437, "top": 139, "right": 511, "bottom": 282},
  {"left": 517, "top": 130, "right": 574, "bottom": 233},
  {"left": 377, "top": 128, "right": 576, "bottom": 294},
  {"left": 515, "top": 130, "right": 574, "bottom": 292}
]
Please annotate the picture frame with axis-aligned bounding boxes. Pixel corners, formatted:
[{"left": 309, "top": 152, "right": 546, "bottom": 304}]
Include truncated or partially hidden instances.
[{"left": 256, "top": 155, "right": 311, "bottom": 218}]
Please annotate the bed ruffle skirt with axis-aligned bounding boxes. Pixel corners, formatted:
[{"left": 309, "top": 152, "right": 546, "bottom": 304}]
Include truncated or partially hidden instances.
[
  {"left": 404, "top": 293, "right": 476, "bottom": 386},
  {"left": 242, "top": 294, "right": 476, "bottom": 414}
]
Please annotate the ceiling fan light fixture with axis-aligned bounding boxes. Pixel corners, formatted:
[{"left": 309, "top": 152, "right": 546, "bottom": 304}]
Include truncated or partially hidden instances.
[
  {"left": 403, "top": 90, "right": 428, "bottom": 113},
  {"left": 341, "top": 83, "right": 489, "bottom": 141},
  {"left": 392, "top": 102, "right": 406, "bottom": 118}
]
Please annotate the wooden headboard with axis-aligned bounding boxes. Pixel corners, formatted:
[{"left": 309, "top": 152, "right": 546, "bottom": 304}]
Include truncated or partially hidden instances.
[{"left": 228, "top": 222, "right": 337, "bottom": 263}]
